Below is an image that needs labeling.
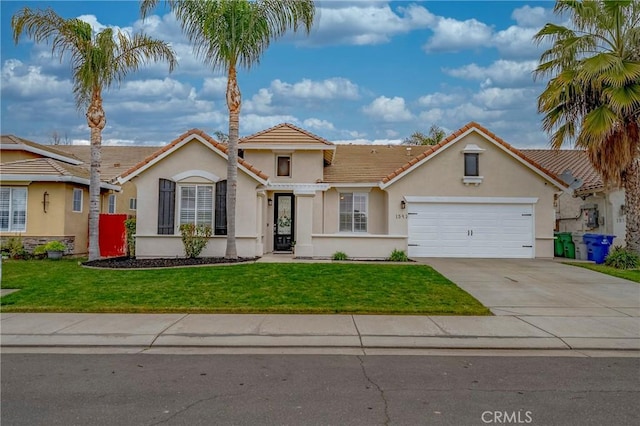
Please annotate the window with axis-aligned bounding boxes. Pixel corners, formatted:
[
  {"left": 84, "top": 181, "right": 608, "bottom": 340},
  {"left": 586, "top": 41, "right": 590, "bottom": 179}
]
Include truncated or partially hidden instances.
[
  {"left": 72, "top": 188, "right": 83, "bottom": 212},
  {"left": 129, "top": 198, "right": 137, "bottom": 211},
  {"left": 0, "top": 187, "right": 27, "bottom": 232},
  {"left": 277, "top": 156, "right": 291, "bottom": 177},
  {"left": 179, "top": 185, "right": 213, "bottom": 226},
  {"left": 107, "top": 194, "right": 116, "bottom": 214},
  {"left": 339, "top": 193, "right": 368, "bottom": 232},
  {"left": 464, "top": 153, "right": 479, "bottom": 176}
]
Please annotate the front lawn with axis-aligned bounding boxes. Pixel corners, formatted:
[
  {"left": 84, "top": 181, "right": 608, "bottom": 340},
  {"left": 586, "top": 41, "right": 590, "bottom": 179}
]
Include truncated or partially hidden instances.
[
  {"left": 0, "top": 259, "right": 489, "bottom": 315},
  {"left": 566, "top": 262, "right": 640, "bottom": 283}
]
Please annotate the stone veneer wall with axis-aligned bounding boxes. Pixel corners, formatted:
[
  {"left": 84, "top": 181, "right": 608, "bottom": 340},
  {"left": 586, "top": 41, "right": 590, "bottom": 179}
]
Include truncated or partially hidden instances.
[{"left": 1, "top": 236, "right": 75, "bottom": 255}]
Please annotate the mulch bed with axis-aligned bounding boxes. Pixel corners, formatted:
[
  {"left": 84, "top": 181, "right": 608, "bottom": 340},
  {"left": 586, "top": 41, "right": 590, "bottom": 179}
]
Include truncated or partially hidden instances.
[{"left": 83, "top": 256, "right": 257, "bottom": 269}]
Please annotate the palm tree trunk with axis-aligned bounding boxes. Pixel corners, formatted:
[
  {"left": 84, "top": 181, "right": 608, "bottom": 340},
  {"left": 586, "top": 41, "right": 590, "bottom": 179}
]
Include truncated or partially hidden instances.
[
  {"left": 625, "top": 158, "right": 640, "bottom": 254},
  {"left": 86, "top": 88, "right": 106, "bottom": 261},
  {"left": 225, "top": 65, "right": 240, "bottom": 259}
]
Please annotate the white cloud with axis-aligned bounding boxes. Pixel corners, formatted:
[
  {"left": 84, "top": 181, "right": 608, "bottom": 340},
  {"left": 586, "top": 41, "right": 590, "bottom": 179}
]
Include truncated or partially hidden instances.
[
  {"left": 333, "top": 138, "right": 403, "bottom": 146},
  {"left": 243, "top": 88, "right": 275, "bottom": 114},
  {"left": 270, "top": 77, "right": 359, "bottom": 100},
  {"left": 201, "top": 77, "right": 227, "bottom": 96},
  {"left": 363, "top": 96, "right": 413, "bottom": 122},
  {"left": 417, "top": 92, "right": 465, "bottom": 108},
  {"left": 303, "top": 3, "right": 435, "bottom": 46},
  {"left": 493, "top": 26, "right": 544, "bottom": 59},
  {"left": 511, "top": 6, "right": 555, "bottom": 28},
  {"left": 302, "top": 118, "right": 336, "bottom": 131},
  {"left": 472, "top": 87, "right": 534, "bottom": 110},
  {"left": 423, "top": 17, "right": 493, "bottom": 52},
  {"left": 1, "top": 59, "right": 72, "bottom": 100},
  {"left": 445, "top": 60, "right": 539, "bottom": 88},
  {"left": 119, "top": 78, "right": 192, "bottom": 99},
  {"left": 240, "top": 114, "right": 299, "bottom": 134}
]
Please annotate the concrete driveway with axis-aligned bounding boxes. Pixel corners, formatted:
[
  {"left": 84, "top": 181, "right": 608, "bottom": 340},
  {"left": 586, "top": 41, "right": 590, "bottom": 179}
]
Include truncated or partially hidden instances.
[{"left": 421, "top": 258, "right": 640, "bottom": 318}]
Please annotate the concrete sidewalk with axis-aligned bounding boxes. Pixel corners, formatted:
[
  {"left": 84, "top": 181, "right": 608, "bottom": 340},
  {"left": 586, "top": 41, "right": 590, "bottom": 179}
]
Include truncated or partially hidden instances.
[{"left": 1, "top": 312, "right": 638, "bottom": 352}]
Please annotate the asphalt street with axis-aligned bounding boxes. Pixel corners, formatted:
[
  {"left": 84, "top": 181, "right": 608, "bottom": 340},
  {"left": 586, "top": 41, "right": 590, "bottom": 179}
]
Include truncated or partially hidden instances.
[{"left": 1, "top": 354, "right": 638, "bottom": 426}]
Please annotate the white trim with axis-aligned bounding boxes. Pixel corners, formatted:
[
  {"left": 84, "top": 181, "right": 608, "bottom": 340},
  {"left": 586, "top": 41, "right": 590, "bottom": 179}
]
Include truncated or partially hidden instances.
[
  {"left": 171, "top": 170, "right": 220, "bottom": 182},
  {"left": 240, "top": 143, "right": 336, "bottom": 152},
  {"left": 330, "top": 183, "right": 379, "bottom": 188},
  {"left": 462, "top": 143, "right": 486, "bottom": 153},
  {"left": 462, "top": 176, "right": 484, "bottom": 185},
  {"left": 276, "top": 155, "right": 292, "bottom": 178},
  {"left": 0, "top": 187, "right": 28, "bottom": 233},
  {"left": 404, "top": 196, "right": 538, "bottom": 204},
  {"left": 1, "top": 174, "right": 120, "bottom": 191},
  {"left": 312, "top": 234, "right": 407, "bottom": 239},
  {"left": 0, "top": 143, "right": 83, "bottom": 165},
  {"left": 266, "top": 183, "right": 329, "bottom": 192},
  {"left": 107, "top": 193, "right": 116, "bottom": 214},
  {"left": 117, "top": 134, "right": 268, "bottom": 185},
  {"left": 336, "top": 187, "right": 373, "bottom": 193}
]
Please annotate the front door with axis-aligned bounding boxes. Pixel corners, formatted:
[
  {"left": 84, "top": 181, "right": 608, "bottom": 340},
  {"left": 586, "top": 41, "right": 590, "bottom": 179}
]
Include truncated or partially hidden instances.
[{"left": 274, "top": 193, "right": 295, "bottom": 251}]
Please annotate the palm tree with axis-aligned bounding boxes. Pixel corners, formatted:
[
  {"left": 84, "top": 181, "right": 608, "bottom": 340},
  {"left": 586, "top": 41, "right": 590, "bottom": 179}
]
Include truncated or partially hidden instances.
[
  {"left": 403, "top": 124, "right": 446, "bottom": 145},
  {"left": 534, "top": 0, "right": 640, "bottom": 253},
  {"left": 141, "top": 0, "right": 316, "bottom": 259},
  {"left": 12, "top": 7, "right": 177, "bottom": 261}
]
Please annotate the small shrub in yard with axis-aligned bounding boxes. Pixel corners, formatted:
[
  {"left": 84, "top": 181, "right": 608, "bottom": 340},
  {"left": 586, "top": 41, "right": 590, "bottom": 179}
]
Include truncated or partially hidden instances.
[
  {"left": 1, "top": 237, "right": 28, "bottom": 259},
  {"left": 389, "top": 249, "right": 409, "bottom": 262},
  {"left": 605, "top": 246, "right": 639, "bottom": 269},
  {"left": 332, "top": 251, "right": 348, "bottom": 261},
  {"left": 44, "top": 241, "right": 67, "bottom": 252},
  {"left": 33, "top": 244, "right": 48, "bottom": 258},
  {"left": 125, "top": 218, "right": 136, "bottom": 257},
  {"left": 179, "top": 223, "right": 212, "bottom": 258}
]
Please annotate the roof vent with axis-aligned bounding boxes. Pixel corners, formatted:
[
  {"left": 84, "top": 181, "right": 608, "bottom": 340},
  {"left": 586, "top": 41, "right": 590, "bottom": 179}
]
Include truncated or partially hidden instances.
[
  {"left": 406, "top": 147, "right": 412, "bottom": 156},
  {"left": 371, "top": 149, "right": 377, "bottom": 154}
]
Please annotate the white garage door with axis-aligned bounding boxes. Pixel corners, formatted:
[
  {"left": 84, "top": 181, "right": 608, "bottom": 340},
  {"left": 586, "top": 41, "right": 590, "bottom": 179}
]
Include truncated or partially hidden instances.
[{"left": 407, "top": 201, "right": 534, "bottom": 258}]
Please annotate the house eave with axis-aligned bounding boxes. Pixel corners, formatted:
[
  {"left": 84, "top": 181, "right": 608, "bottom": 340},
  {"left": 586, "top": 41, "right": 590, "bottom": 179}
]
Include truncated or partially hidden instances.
[
  {"left": 1, "top": 174, "right": 120, "bottom": 191},
  {"left": 0, "top": 143, "right": 83, "bottom": 165}
]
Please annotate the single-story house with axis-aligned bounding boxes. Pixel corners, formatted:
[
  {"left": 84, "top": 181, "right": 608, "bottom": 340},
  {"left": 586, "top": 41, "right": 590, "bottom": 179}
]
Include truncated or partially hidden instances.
[
  {"left": 522, "top": 149, "right": 626, "bottom": 245},
  {"left": 118, "top": 122, "right": 568, "bottom": 259},
  {"left": 0, "top": 135, "right": 120, "bottom": 254}
]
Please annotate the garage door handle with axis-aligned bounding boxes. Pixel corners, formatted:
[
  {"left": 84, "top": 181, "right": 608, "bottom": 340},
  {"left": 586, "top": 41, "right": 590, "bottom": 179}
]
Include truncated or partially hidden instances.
[
  {"left": 522, "top": 245, "right": 532, "bottom": 247},
  {"left": 408, "top": 244, "right": 419, "bottom": 247},
  {"left": 407, "top": 212, "right": 418, "bottom": 215},
  {"left": 522, "top": 213, "right": 532, "bottom": 216},
  {"left": 468, "top": 230, "right": 473, "bottom": 236}
]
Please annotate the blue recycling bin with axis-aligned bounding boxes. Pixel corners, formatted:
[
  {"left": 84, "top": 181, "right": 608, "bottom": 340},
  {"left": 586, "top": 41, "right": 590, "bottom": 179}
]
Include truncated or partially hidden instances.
[{"left": 583, "top": 234, "right": 615, "bottom": 264}]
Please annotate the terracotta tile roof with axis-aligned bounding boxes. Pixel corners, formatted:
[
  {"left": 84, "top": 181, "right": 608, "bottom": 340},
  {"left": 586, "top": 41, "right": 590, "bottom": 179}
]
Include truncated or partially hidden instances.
[
  {"left": 379, "top": 122, "right": 563, "bottom": 185},
  {"left": 0, "top": 157, "right": 91, "bottom": 180},
  {"left": 239, "top": 123, "right": 335, "bottom": 146},
  {"left": 323, "top": 144, "right": 434, "bottom": 183},
  {"left": 119, "top": 129, "right": 269, "bottom": 181},
  {"left": 1, "top": 134, "right": 83, "bottom": 163},
  {"left": 57, "top": 145, "right": 160, "bottom": 181},
  {"left": 520, "top": 149, "right": 603, "bottom": 192}
]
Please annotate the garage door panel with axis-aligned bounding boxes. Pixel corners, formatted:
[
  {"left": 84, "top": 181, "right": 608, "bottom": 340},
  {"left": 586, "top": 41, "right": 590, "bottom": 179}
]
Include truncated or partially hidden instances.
[{"left": 407, "top": 202, "right": 534, "bottom": 258}]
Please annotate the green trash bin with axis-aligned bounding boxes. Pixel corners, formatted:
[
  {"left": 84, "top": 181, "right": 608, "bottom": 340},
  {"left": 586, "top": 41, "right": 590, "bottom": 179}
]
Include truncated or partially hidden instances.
[
  {"left": 554, "top": 232, "right": 565, "bottom": 257},
  {"left": 556, "top": 232, "right": 576, "bottom": 259}
]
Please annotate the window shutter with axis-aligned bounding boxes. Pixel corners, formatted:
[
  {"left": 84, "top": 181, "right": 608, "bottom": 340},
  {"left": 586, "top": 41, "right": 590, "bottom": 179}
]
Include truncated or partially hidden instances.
[
  {"left": 158, "top": 178, "right": 176, "bottom": 235},
  {"left": 215, "top": 180, "right": 227, "bottom": 235}
]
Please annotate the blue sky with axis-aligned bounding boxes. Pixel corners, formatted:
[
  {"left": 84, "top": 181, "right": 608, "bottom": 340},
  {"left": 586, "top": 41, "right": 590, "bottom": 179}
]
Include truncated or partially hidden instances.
[{"left": 1, "top": 0, "right": 563, "bottom": 147}]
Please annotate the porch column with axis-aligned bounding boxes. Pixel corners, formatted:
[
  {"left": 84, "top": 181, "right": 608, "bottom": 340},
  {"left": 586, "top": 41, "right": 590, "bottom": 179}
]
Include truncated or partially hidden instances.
[
  {"left": 294, "top": 190, "right": 315, "bottom": 258},
  {"left": 256, "top": 191, "right": 265, "bottom": 256}
]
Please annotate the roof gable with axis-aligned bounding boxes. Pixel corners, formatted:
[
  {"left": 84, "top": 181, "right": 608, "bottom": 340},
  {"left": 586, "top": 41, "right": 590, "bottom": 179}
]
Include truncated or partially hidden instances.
[
  {"left": 520, "top": 149, "right": 603, "bottom": 192},
  {"left": 380, "top": 122, "right": 566, "bottom": 190},
  {"left": 0, "top": 134, "right": 83, "bottom": 165},
  {"left": 118, "top": 129, "right": 268, "bottom": 184},
  {"left": 240, "top": 123, "right": 335, "bottom": 146}
]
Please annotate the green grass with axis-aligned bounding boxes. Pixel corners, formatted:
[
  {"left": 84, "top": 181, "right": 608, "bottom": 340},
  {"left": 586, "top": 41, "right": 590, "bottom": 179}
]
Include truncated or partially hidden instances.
[
  {"left": 0, "top": 259, "right": 489, "bottom": 315},
  {"left": 565, "top": 262, "right": 640, "bottom": 283}
]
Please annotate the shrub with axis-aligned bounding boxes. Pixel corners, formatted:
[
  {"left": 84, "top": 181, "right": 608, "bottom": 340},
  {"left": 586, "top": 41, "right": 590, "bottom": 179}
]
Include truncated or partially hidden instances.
[
  {"left": 605, "top": 246, "right": 639, "bottom": 269},
  {"left": 125, "top": 218, "right": 136, "bottom": 258},
  {"left": 389, "top": 249, "right": 409, "bottom": 262},
  {"left": 179, "top": 223, "right": 212, "bottom": 258},
  {"left": 44, "top": 240, "right": 67, "bottom": 252},
  {"left": 332, "top": 251, "right": 348, "bottom": 261},
  {"left": 2, "top": 237, "right": 27, "bottom": 259},
  {"left": 33, "top": 244, "right": 48, "bottom": 258}
]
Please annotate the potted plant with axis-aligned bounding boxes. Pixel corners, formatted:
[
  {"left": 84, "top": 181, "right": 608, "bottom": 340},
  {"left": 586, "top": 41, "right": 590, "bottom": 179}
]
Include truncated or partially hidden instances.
[{"left": 44, "top": 241, "right": 66, "bottom": 260}]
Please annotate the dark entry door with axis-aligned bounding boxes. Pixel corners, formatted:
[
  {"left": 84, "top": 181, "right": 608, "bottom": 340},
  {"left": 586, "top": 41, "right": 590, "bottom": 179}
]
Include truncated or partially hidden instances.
[{"left": 274, "top": 194, "right": 295, "bottom": 251}]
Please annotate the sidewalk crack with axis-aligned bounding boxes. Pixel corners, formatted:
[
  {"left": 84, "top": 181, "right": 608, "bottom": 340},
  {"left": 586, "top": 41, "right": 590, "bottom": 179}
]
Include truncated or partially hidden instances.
[
  {"left": 149, "top": 314, "right": 189, "bottom": 348},
  {"left": 351, "top": 315, "right": 364, "bottom": 349},
  {"left": 515, "top": 316, "right": 572, "bottom": 349},
  {"left": 357, "top": 355, "right": 390, "bottom": 426}
]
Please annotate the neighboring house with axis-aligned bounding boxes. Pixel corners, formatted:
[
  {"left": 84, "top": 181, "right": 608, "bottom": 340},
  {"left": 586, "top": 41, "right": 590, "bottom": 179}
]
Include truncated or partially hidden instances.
[
  {"left": 57, "top": 145, "right": 159, "bottom": 216},
  {"left": 0, "top": 135, "right": 120, "bottom": 254},
  {"left": 522, "top": 149, "right": 626, "bottom": 245},
  {"left": 119, "top": 122, "right": 567, "bottom": 259}
]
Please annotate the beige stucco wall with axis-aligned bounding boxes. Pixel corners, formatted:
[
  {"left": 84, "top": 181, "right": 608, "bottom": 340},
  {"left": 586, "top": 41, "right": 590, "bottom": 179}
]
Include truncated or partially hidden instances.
[
  {"left": 242, "top": 150, "right": 324, "bottom": 183},
  {"left": 132, "top": 139, "right": 262, "bottom": 257},
  {"left": 0, "top": 182, "right": 89, "bottom": 254},
  {"left": 101, "top": 182, "right": 138, "bottom": 216},
  {"left": 384, "top": 132, "right": 559, "bottom": 258}
]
